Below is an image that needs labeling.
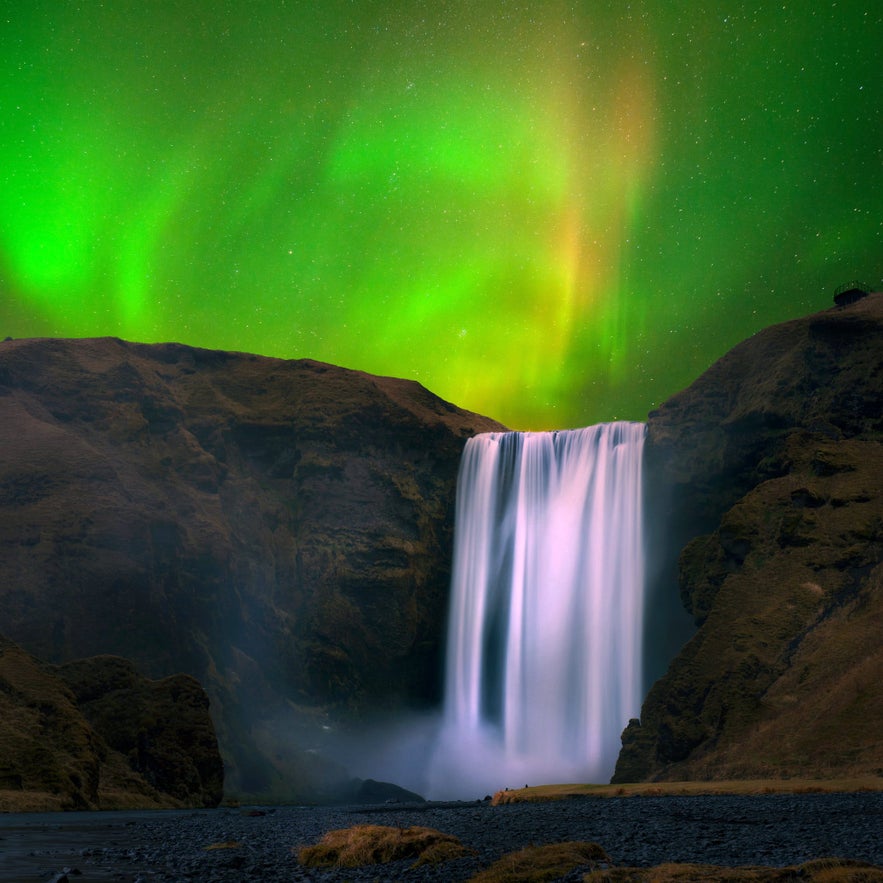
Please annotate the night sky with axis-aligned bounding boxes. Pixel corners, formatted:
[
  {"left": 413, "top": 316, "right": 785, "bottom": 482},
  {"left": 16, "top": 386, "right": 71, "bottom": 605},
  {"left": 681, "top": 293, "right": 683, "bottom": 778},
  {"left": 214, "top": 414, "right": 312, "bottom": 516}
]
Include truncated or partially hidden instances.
[{"left": 2, "top": 3, "right": 880, "bottom": 429}]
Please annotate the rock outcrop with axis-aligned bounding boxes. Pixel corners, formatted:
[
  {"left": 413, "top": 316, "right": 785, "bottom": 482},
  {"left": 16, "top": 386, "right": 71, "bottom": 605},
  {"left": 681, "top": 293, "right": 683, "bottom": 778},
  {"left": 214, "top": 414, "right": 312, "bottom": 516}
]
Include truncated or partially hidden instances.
[
  {"left": 0, "top": 635, "right": 222, "bottom": 810},
  {"left": 0, "top": 337, "right": 504, "bottom": 799},
  {"left": 57, "top": 654, "right": 224, "bottom": 808},
  {"left": 616, "top": 292, "right": 883, "bottom": 782}
]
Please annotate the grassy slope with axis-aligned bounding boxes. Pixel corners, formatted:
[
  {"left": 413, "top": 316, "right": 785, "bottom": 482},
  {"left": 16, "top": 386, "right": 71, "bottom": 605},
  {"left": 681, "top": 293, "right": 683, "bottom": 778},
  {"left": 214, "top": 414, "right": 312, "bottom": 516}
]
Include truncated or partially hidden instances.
[
  {"left": 623, "top": 295, "right": 883, "bottom": 783},
  {"left": 492, "top": 777, "right": 883, "bottom": 805}
]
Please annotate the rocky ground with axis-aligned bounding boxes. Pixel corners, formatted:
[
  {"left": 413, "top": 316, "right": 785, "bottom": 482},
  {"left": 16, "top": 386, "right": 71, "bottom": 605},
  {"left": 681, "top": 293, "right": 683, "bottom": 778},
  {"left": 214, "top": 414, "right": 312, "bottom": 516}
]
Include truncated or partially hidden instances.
[{"left": 2, "top": 792, "right": 882, "bottom": 882}]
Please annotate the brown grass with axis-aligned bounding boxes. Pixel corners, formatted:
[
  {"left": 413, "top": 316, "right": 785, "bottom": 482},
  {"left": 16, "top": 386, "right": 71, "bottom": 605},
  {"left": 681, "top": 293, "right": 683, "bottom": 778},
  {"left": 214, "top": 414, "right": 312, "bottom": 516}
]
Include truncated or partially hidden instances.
[
  {"left": 586, "top": 864, "right": 786, "bottom": 881},
  {"left": 0, "top": 789, "right": 68, "bottom": 812},
  {"left": 0, "top": 786, "right": 187, "bottom": 813},
  {"left": 468, "top": 842, "right": 611, "bottom": 882},
  {"left": 582, "top": 857, "right": 883, "bottom": 881},
  {"left": 297, "top": 824, "right": 474, "bottom": 868},
  {"left": 491, "top": 777, "right": 883, "bottom": 805}
]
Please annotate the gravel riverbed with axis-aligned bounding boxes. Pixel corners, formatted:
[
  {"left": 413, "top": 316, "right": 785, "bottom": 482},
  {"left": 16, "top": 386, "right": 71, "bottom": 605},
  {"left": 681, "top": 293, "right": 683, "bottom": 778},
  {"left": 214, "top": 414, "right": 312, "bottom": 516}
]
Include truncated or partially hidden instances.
[{"left": 2, "top": 792, "right": 881, "bottom": 882}]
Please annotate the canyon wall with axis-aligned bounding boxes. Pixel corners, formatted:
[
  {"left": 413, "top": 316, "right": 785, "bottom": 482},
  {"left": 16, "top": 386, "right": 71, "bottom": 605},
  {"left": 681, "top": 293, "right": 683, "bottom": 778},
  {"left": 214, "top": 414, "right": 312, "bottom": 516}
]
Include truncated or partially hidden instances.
[
  {"left": 0, "top": 337, "right": 503, "bottom": 799},
  {"left": 616, "top": 293, "right": 882, "bottom": 782}
]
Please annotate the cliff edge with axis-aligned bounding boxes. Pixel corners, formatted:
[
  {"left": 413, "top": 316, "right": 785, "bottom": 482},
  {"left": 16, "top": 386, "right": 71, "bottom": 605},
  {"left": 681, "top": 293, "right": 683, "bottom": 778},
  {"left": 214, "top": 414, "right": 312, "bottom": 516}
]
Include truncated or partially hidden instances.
[
  {"left": 616, "top": 292, "right": 883, "bottom": 782},
  {"left": 0, "top": 337, "right": 504, "bottom": 800}
]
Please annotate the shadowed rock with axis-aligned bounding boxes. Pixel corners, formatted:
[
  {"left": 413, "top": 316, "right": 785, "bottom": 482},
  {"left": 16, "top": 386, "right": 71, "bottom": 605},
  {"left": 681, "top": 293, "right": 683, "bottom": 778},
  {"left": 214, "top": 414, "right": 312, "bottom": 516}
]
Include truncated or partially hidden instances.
[
  {"left": 617, "top": 293, "right": 883, "bottom": 782},
  {"left": 0, "top": 337, "right": 504, "bottom": 800},
  {"left": 0, "top": 635, "right": 222, "bottom": 809},
  {"left": 58, "top": 654, "right": 224, "bottom": 807}
]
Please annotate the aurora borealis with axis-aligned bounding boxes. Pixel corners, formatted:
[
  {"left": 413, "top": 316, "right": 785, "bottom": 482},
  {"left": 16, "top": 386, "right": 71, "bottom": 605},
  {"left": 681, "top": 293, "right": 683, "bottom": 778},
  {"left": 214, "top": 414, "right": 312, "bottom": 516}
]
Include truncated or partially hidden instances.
[{"left": 2, "top": 3, "right": 880, "bottom": 429}]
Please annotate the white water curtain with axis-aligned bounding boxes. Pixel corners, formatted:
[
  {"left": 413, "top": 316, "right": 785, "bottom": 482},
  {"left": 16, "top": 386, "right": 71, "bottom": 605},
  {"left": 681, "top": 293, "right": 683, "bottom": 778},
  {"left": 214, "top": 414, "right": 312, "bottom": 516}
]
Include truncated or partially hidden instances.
[{"left": 431, "top": 422, "right": 646, "bottom": 798}]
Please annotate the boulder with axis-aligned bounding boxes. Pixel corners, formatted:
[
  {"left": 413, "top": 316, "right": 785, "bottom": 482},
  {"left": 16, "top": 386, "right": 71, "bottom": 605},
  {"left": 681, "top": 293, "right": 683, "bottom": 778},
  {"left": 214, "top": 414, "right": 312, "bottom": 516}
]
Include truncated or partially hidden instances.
[
  {"left": 348, "top": 777, "right": 426, "bottom": 804},
  {"left": 58, "top": 654, "right": 224, "bottom": 807},
  {"left": 0, "top": 635, "right": 222, "bottom": 810}
]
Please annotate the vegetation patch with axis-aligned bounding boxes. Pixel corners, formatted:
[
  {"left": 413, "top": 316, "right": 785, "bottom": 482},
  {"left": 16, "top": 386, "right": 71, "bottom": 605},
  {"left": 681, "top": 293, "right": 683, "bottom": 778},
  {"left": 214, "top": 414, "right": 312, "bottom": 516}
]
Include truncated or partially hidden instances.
[
  {"left": 0, "top": 789, "right": 68, "bottom": 812},
  {"left": 492, "top": 777, "right": 883, "bottom": 805},
  {"left": 583, "top": 857, "right": 883, "bottom": 881},
  {"left": 469, "top": 841, "right": 611, "bottom": 882},
  {"left": 297, "top": 824, "right": 474, "bottom": 868}
]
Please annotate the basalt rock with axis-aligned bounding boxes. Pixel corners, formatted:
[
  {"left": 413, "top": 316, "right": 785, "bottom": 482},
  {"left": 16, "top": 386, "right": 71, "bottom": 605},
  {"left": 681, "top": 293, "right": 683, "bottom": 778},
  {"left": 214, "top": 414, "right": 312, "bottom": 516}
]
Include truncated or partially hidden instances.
[
  {"left": 0, "top": 337, "right": 504, "bottom": 800},
  {"left": 616, "top": 292, "right": 883, "bottom": 782},
  {"left": 57, "top": 654, "right": 224, "bottom": 807},
  {"left": 347, "top": 777, "right": 427, "bottom": 804},
  {"left": 0, "top": 635, "right": 222, "bottom": 810}
]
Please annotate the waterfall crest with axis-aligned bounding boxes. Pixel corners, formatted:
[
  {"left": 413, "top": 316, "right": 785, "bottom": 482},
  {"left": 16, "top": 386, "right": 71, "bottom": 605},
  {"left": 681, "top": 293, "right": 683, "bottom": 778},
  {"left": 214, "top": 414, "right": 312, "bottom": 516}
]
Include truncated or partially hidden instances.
[{"left": 430, "top": 422, "right": 646, "bottom": 797}]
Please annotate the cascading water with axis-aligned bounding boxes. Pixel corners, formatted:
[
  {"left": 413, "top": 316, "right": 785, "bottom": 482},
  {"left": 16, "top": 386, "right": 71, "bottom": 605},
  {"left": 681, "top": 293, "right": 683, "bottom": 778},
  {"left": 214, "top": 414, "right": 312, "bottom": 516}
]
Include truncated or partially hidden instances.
[{"left": 429, "top": 422, "right": 646, "bottom": 798}]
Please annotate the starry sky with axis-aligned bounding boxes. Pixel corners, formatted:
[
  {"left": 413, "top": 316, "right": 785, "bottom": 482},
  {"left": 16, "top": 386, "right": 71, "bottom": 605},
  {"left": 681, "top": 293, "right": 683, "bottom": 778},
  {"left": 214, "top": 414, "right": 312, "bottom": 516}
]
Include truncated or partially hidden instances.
[{"left": 1, "top": 2, "right": 880, "bottom": 430}]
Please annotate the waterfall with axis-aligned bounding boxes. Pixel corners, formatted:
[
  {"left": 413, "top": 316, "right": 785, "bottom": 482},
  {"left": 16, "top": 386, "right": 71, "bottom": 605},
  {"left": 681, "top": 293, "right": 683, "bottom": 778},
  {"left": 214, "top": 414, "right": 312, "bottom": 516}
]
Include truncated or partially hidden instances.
[{"left": 429, "top": 422, "right": 646, "bottom": 798}]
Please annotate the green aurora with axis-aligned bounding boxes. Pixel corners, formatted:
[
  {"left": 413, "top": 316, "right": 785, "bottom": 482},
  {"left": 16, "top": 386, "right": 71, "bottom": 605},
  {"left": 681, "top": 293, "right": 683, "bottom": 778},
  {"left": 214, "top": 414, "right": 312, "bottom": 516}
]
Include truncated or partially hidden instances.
[{"left": 1, "top": 2, "right": 880, "bottom": 429}]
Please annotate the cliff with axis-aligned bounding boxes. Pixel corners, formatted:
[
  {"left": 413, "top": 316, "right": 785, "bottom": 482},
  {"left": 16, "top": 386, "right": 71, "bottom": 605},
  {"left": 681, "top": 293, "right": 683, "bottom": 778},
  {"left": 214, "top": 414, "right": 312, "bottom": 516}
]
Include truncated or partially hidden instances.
[
  {"left": 0, "top": 337, "right": 504, "bottom": 799},
  {"left": 616, "top": 292, "right": 883, "bottom": 782},
  {"left": 0, "top": 636, "right": 222, "bottom": 810}
]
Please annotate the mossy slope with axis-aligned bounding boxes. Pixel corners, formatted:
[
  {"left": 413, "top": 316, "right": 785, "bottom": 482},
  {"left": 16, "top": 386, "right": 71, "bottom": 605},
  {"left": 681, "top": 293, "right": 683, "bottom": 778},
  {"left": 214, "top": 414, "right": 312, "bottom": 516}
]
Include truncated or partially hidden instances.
[
  {"left": 619, "top": 293, "right": 883, "bottom": 782},
  {"left": 0, "top": 635, "right": 222, "bottom": 810}
]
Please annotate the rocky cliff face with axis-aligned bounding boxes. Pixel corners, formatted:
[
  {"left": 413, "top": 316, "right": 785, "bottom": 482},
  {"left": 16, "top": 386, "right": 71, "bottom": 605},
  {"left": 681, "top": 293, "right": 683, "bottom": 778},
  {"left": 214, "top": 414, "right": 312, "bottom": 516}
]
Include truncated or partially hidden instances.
[
  {"left": 0, "top": 636, "right": 222, "bottom": 810},
  {"left": 0, "top": 337, "right": 504, "bottom": 799},
  {"left": 616, "top": 292, "right": 883, "bottom": 782}
]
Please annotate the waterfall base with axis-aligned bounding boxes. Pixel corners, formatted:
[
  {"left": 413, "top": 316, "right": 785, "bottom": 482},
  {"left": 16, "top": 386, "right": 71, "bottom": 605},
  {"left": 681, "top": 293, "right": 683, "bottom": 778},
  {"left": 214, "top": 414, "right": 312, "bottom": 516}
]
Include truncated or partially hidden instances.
[{"left": 429, "top": 423, "right": 646, "bottom": 799}]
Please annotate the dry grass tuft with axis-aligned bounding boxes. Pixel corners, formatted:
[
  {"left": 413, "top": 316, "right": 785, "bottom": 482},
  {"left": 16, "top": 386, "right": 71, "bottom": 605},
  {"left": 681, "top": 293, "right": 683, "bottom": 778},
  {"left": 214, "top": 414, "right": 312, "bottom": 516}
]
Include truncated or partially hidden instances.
[
  {"left": 297, "top": 824, "right": 473, "bottom": 868},
  {"left": 585, "top": 864, "right": 781, "bottom": 881},
  {"left": 0, "top": 789, "right": 68, "bottom": 812},
  {"left": 492, "top": 777, "right": 883, "bottom": 805},
  {"left": 469, "top": 841, "right": 611, "bottom": 882},
  {"left": 582, "top": 857, "right": 883, "bottom": 881},
  {"left": 797, "top": 857, "right": 883, "bottom": 882},
  {"left": 413, "top": 838, "right": 476, "bottom": 867}
]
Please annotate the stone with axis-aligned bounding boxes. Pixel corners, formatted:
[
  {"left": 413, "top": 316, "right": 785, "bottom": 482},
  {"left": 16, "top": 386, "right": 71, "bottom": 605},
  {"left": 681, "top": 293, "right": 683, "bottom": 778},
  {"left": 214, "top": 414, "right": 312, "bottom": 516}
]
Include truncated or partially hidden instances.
[{"left": 349, "top": 777, "right": 426, "bottom": 804}]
